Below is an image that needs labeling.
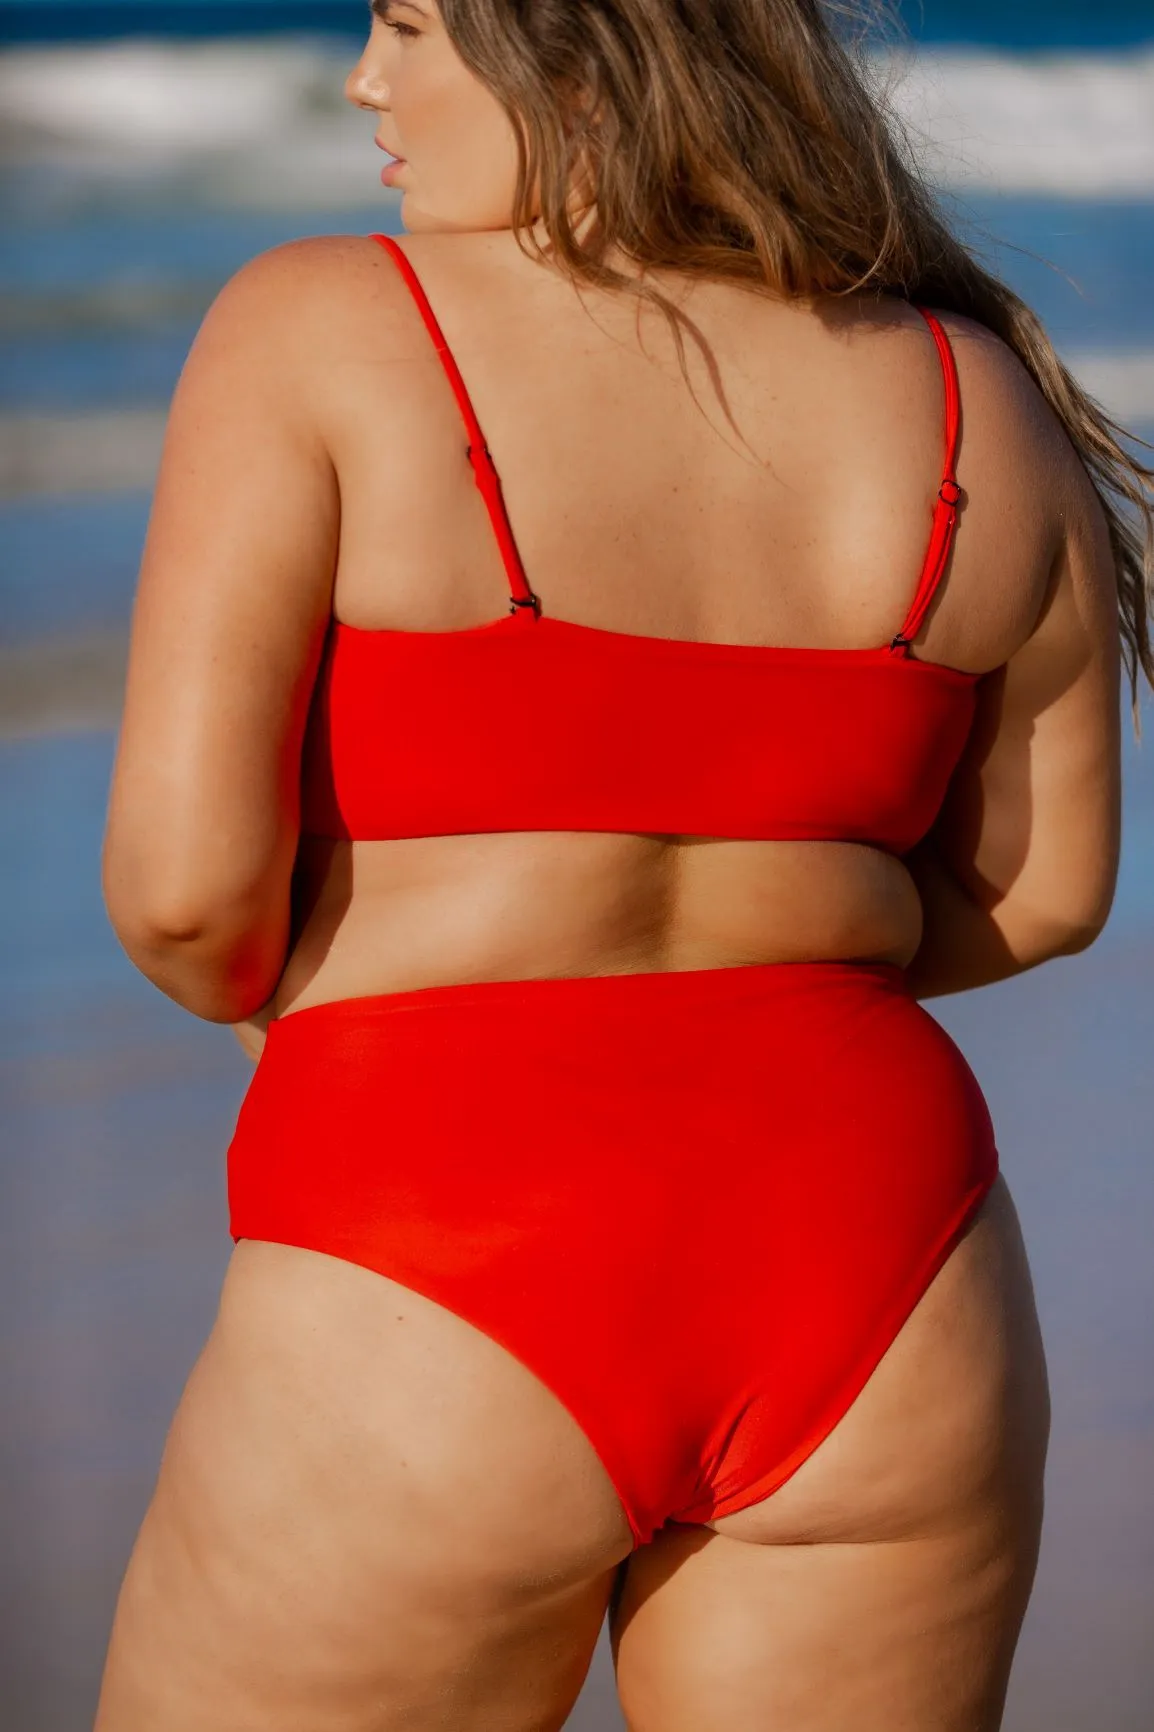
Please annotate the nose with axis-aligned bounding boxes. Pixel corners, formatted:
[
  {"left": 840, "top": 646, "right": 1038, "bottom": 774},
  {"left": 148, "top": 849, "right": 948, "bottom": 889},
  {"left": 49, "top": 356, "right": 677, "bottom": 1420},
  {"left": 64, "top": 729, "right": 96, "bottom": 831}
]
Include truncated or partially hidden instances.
[{"left": 344, "top": 43, "right": 390, "bottom": 113}]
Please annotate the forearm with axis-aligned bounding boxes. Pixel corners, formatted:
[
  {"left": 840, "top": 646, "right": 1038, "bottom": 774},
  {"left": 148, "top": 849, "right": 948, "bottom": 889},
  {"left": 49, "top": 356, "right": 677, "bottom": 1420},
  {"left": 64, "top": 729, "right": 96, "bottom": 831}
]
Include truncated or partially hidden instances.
[{"left": 902, "top": 837, "right": 1101, "bottom": 1000}]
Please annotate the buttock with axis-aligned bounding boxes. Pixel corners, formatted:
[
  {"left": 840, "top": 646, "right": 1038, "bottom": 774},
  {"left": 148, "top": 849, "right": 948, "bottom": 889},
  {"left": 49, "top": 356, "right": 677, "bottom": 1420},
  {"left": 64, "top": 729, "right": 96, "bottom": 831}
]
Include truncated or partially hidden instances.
[{"left": 226, "top": 960, "right": 998, "bottom": 1546}]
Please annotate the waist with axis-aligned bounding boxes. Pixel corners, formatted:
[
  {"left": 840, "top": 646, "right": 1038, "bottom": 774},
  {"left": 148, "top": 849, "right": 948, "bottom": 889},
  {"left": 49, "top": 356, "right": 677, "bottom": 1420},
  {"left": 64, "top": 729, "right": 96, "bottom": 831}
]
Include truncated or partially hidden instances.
[{"left": 272, "top": 833, "right": 924, "bottom": 1021}]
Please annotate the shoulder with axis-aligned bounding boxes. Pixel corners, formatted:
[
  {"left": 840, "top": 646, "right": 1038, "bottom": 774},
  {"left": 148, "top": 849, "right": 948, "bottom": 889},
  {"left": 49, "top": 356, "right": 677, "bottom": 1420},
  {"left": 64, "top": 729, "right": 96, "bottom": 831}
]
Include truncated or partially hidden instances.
[
  {"left": 213, "top": 232, "right": 402, "bottom": 301},
  {"left": 840, "top": 299, "right": 1061, "bottom": 449},
  {"left": 189, "top": 233, "right": 432, "bottom": 369},
  {"left": 168, "top": 232, "right": 450, "bottom": 442},
  {"left": 930, "top": 310, "right": 1119, "bottom": 622},
  {"left": 919, "top": 308, "right": 1101, "bottom": 506},
  {"left": 926, "top": 310, "right": 1065, "bottom": 446},
  {"left": 200, "top": 230, "right": 403, "bottom": 325},
  {"left": 925, "top": 310, "right": 1117, "bottom": 667},
  {"left": 957, "top": 313, "right": 1116, "bottom": 568},
  {"left": 907, "top": 305, "right": 1109, "bottom": 547},
  {"left": 830, "top": 297, "right": 1058, "bottom": 437},
  {"left": 810, "top": 293, "right": 1076, "bottom": 523},
  {"left": 205, "top": 230, "right": 515, "bottom": 322}
]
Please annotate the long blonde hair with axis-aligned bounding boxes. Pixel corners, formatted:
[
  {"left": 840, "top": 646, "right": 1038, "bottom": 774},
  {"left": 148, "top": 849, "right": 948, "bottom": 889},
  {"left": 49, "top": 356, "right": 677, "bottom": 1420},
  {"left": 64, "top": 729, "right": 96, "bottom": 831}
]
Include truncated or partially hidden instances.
[{"left": 439, "top": 0, "right": 1153, "bottom": 711}]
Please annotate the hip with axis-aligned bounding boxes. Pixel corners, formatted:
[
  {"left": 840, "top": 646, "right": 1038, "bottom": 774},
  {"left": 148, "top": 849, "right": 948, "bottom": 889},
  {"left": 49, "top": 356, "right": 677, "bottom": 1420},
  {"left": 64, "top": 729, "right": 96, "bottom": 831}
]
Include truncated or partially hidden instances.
[{"left": 228, "top": 958, "right": 997, "bottom": 1250}]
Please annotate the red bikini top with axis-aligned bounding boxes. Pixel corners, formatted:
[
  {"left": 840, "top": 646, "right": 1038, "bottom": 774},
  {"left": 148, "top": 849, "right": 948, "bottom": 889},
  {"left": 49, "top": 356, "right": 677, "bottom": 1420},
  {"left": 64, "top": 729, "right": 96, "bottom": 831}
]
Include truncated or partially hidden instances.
[{"left": 301, "top": 233, "right": 978, "bottom": 854}]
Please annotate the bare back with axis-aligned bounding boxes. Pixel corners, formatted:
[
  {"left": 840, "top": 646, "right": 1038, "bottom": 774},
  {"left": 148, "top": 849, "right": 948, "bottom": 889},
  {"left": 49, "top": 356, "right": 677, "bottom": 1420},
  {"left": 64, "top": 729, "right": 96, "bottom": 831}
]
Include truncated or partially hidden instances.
[{"left": 271, "top": 229, "right": 1058, "bottom": 1017}]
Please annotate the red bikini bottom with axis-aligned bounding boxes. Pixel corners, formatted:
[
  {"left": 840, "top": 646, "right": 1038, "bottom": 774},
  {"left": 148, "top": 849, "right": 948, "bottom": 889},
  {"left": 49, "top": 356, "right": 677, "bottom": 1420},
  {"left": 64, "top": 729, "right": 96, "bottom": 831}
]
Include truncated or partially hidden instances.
[{"left": 227, "top": 960, "right": 998, "bottom": 1547}]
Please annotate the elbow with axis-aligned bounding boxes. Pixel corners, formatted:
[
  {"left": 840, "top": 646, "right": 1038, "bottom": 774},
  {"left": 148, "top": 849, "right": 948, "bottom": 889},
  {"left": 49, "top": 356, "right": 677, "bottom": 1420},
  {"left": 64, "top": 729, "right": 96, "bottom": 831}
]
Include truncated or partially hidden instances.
[
  {"left": 108, "top": 885, "right": 236, "bottom": 955},
  {"left": 103, "top": 870, "right": 287, "bottom": 1023},
  {"left": 1048, "top": 865, "right": 1118, "bottom": 958},
  {"left": 114, "top": 920, "right": 284, "bottom": 1024},
  {"left": 1050, "top": 905, "right": 1113, "bottom": 958},
  {"left": 1006, "top": 885, "right": 1115, "bottom": 968}
]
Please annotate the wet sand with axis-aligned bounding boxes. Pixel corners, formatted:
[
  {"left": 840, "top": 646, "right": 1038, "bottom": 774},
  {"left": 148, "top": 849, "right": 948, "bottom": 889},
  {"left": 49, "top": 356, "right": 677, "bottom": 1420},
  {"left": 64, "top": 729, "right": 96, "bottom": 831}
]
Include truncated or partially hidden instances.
[{"left": 1, "top": 728, "right": 1152, "bottom": 1731}]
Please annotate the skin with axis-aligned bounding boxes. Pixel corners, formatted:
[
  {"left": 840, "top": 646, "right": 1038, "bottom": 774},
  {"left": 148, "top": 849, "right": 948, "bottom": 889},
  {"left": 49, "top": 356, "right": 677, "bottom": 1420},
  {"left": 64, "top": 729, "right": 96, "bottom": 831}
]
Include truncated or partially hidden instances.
[{"left": 97, "top": 2, "right": 1122, "bottom": 1728}]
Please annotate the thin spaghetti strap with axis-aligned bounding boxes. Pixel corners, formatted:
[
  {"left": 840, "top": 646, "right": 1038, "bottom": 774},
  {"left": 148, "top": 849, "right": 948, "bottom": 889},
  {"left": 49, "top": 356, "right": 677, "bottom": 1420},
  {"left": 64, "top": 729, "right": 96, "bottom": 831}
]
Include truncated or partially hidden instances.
[
  {"left": 371, "top": 234, "right": 541, "bottom": 616},
  {"left": 890, "top": 307, "right": 963, "bottom": 654}
]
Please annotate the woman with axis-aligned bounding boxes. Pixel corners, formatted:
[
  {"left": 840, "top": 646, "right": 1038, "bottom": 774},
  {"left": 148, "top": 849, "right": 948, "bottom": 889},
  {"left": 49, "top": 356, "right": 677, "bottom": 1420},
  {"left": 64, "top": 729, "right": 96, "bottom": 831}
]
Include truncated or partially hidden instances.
[{"left": 97, "top": 2, "right": 1151, "bottom": 1728}]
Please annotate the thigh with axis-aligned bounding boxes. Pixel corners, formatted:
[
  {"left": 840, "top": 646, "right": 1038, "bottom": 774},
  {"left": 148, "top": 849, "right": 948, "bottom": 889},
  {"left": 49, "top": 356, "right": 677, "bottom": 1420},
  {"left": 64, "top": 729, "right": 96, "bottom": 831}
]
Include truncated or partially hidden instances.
[
  {"left": 95, "top": 1240, "right": 633, "bottom": 1732},
  {"left": 612, "top": 1178, "right": 1050, "bottom": 1732}
]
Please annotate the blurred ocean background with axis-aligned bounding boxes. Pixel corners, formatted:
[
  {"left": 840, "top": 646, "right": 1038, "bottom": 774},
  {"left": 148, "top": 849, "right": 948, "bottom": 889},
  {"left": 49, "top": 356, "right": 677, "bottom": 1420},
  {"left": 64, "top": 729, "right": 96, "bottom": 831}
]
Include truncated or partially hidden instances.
[{"left": 0, "top": 3, "right": 1151, "bottom": 1729}]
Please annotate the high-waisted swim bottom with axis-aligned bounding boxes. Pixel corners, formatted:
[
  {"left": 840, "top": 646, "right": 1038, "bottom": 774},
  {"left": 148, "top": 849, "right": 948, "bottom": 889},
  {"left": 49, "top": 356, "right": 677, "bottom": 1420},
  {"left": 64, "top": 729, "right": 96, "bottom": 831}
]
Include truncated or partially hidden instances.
[{"left": 227, "top": 960, "right": 998, "bottom": 1547}]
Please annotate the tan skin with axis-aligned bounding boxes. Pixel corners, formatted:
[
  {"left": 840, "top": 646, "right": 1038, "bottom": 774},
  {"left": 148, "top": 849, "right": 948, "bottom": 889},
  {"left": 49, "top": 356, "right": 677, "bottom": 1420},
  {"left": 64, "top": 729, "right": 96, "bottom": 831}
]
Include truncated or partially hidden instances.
[{"left": 97, "top": 4, "right": 1121, "bottom": 1728}]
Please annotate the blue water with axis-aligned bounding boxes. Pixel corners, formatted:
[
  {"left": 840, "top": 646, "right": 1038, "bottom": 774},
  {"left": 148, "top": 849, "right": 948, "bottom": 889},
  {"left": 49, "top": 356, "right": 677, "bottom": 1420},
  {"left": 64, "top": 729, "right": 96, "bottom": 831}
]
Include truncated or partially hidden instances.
[
  {"left": 0, "top": 494, "right": 150, "bottom": 645},
  {"left": 1, "top": 0, "right": 1152, "bottom": 49},
  {"left": 901, "top": 0, "right": 1154, "bottom": 49},
  {"left": 955, "top": 197, "right": 1154, "bottom": 351},
  {"left": 1, "top": 324, "right": 202, "bottom": 412},
  {"left": 0, "top": 210, "right": 384, "bottom": 411},
  {"left": 0, "top": 734, "right": 126, "bottom": 1019},
  {"left": 0, "top": 209, "right": 388, "bottom": 285}
]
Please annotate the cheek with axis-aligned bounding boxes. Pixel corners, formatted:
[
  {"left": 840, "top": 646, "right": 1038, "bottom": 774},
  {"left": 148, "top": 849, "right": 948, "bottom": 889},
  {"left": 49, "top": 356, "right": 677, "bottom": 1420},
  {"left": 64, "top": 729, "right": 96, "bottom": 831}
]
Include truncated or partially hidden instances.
[{"left": 400, "top": 60, "right": 522, "bottom": 232}]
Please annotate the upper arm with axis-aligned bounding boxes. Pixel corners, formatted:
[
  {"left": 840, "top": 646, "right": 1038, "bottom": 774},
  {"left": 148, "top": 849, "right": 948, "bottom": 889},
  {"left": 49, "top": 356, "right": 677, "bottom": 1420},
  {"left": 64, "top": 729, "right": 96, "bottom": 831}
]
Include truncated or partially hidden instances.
[
  {"left": 104, "top": 239, "right": 345, "bottom": 948},
  {"left": 932, "top": 434, "right": 1123, "bottom": 954}
]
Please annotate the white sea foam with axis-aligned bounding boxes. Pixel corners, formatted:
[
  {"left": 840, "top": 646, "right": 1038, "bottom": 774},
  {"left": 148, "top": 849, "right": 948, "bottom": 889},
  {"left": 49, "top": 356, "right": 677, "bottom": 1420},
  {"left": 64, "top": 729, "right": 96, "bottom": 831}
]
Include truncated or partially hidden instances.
[
  {"left": 879, "top": 48, "right": 1154, "bottom": 197},
  {"left": 0, "top": 38, "right": 386, "bottom": 209},
  {"left": 0, "top": 38, "right": 1152, "bottom": 207}
]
